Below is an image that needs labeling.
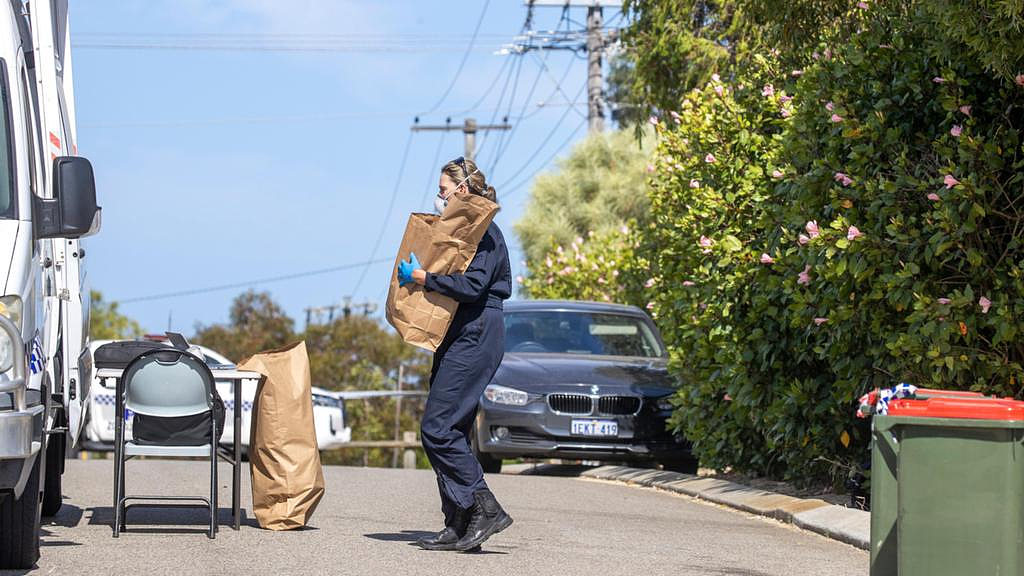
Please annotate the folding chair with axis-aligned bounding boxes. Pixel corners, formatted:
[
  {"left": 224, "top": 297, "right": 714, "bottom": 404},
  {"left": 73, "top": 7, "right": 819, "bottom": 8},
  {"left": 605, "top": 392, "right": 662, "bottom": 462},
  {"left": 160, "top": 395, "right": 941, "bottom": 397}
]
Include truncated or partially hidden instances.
[{"left": 112, "top": 348, "right": 218, "bottom": 538}]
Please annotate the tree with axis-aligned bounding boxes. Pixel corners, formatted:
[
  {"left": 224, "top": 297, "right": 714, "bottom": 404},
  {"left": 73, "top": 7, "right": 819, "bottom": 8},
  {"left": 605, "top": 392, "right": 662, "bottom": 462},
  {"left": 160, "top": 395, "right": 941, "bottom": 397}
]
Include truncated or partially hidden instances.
[
  {"left": 192, "top": 290, "right": 294, "bottom": 363},
  {"left": 89, "top": 291, "right": 143, "bottom": 340},
  {"left": 514, "top": 128, "right": 654, "bottom": 266}
]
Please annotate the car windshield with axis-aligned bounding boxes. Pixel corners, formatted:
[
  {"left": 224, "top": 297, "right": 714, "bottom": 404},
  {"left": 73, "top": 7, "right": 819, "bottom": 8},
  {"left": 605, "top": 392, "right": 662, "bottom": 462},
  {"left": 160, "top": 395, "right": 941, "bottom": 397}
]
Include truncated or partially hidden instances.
[{"left": 503, "top": 310, "right": 664, "bottom": 358}]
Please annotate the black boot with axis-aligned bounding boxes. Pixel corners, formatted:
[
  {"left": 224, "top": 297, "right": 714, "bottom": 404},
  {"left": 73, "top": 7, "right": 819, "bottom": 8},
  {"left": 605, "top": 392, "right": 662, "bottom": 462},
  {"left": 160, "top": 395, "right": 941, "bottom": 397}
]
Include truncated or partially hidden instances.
[
  {"left": 416, "top": 507, "right": 470, "bottom": 551},
  {"left": 455, "top": 490, "right": 513, "bottom": 552}
]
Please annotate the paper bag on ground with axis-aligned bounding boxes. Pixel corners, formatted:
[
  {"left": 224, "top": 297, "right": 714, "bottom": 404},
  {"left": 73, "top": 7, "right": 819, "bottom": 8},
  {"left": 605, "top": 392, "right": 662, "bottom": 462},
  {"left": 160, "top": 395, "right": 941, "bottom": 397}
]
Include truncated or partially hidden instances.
[
  {"left": 385, "top": 193, "right": 498, "bottom": 351},
  {"left": 237, "top": 341, "right": 325, "bottom": 530}
]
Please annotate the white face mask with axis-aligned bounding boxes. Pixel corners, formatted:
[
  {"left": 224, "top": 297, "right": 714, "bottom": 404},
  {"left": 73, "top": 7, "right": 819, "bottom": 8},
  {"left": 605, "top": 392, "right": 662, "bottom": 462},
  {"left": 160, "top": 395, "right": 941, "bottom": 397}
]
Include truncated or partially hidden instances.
[{"left": 433, "top": 194, "right": 448, "bottom": 215}]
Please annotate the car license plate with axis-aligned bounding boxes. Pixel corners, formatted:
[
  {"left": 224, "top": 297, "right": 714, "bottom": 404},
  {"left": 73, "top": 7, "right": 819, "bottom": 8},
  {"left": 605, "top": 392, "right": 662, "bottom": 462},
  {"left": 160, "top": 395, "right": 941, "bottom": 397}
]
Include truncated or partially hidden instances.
[{"left": 571, "top": 419, "right": 618, "bottom": 437}]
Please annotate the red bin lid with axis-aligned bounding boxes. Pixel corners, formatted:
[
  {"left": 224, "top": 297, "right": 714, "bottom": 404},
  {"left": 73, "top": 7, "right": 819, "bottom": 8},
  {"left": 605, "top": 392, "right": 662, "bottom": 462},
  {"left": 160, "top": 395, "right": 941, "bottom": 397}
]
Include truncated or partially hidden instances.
[
  {"left": 913, "top": 388, "right": 985, "bottom": 398},
  {"left": 888, "top": 397, "right": 1024, "bottom": 420}
]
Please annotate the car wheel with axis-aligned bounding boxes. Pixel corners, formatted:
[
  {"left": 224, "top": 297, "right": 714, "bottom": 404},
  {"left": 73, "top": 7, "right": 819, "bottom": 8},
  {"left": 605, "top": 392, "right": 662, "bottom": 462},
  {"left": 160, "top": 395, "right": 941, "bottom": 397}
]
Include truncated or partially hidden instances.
[
  {"left": 660, "top": 458, "right": 699, "bottom": 475},
  {"left": 470, "top": 424, "right": 502, "bottom": 474},
  {"left": 0, "top": 453, "right": 42, "bottom": 569}
]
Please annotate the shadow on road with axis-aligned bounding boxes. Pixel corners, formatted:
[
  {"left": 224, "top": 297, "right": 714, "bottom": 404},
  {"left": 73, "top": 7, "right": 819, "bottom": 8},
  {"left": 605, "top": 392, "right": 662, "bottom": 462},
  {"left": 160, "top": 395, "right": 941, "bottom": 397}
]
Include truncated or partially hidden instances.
[
  {"left": 364, "top": 530, "right": 435, "bottom": 542},
  {"left": 85, "top": 505, "right": 259, "bottom": 532},
  {"left": 363, "top": 531, "right": 509, "bottom": 555},
  {"left": 510, "top": 463, "right": 597, "bottom": 477}
]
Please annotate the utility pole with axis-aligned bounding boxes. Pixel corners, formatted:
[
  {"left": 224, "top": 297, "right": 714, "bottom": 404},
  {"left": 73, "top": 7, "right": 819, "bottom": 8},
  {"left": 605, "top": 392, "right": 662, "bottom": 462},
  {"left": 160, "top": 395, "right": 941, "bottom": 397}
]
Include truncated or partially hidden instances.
[
  {"left": 411, "top": 117, "right": 511, "bottom": 162},
  {"left": 305, "top": 298, "right": 378, "bottom": 328},
  {"left": 519, "top": 1, "right": 622, "bottom": 133},
  {"left": 586, "top": 6, "right": 604, "bottom": 133}
]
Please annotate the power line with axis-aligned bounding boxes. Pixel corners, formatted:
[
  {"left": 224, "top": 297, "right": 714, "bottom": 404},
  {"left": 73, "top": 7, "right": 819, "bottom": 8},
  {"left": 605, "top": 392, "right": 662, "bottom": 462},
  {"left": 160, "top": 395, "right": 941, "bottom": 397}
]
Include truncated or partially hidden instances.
[
  {"left": 350, "top": 130, "right": 415, "bottom": 298},
  {"left": 498, "top": 116, "right": 588, "bottom": 202},
  {"left": 416, "top": 0, "right": 492, "bottom": 117},
  {"left": 494, "top": 80, "right": 586, "bottom": 193},
  {"left": 118, "top": 257, "right": 394, "bottom": 304},
  {"left": 72, "top": 43, "right": 497, "bottom": 54},
  {"left": 421, "top": 129, "right": 449, "bottom": 212},
  {"left": 442, "top": 56, "right": 513, "bottom": 120}
]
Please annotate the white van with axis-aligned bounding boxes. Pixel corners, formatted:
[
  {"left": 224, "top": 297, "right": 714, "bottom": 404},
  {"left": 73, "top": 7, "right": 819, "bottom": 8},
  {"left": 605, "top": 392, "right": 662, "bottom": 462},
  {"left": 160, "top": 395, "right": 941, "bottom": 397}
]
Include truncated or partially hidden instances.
[{"left": 82, "top": 339, "right": 351, "bottom": 452}]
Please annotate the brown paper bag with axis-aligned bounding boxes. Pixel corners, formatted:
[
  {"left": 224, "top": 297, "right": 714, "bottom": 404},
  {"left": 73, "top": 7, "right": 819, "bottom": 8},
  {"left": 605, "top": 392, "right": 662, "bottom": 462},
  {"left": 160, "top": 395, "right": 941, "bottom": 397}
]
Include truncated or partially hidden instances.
[
  {"left": 385, "top": 193, "right": 498, "bottom": 351},
  {"left": 237, "top": 341, "right": 325, "bottom": 530}
]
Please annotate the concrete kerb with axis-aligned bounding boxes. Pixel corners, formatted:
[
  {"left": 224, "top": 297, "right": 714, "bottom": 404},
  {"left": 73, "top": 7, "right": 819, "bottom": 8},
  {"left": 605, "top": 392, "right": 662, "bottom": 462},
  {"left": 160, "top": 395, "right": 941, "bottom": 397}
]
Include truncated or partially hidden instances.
[{"left": 579, "top": 465, "right": 868, "bottom": 550}]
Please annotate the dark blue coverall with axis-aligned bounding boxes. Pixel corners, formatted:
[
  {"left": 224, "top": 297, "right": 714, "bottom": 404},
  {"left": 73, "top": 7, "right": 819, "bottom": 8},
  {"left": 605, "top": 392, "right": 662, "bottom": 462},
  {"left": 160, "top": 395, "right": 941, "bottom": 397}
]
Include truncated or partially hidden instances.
[{"left": 421, "top": 221, "right": 512, "bottom": 524}]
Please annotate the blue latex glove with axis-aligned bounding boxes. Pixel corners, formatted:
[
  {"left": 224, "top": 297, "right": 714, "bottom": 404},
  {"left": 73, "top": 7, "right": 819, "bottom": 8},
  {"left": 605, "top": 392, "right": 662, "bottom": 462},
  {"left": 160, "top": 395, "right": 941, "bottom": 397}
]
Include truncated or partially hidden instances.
[{"left": 397, "top": 252, "right": 422, "bottom": 286}]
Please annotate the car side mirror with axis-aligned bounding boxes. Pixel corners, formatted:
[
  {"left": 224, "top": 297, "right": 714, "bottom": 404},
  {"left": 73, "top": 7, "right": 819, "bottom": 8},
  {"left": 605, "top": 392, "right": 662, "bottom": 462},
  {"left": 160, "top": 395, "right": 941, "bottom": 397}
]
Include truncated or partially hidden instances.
[{"left": 33, "top": 156, "right": 102, "bottom": 239}]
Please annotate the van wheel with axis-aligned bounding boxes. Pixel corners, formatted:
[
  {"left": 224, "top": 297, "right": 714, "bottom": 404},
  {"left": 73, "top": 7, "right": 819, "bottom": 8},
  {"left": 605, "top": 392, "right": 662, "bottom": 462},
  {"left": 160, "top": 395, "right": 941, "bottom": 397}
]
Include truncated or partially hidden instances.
[
  {"left": 42, "top": 432, "right": 64, "bottom": 517},
  {"left": 0, "top": 454, "right": 42, "bottom": 569},
  {"left": 470, "top": 425, "right": 502, "bottom": 474}
]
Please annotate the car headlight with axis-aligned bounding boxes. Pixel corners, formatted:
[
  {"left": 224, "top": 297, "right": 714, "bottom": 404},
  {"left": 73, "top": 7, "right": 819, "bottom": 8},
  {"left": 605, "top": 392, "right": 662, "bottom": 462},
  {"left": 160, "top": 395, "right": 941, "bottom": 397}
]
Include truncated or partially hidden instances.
[
  {"left": 0, "top": 296, "right": 22, "bottom": 374},
  {"left": 484, "top": 384, "right": 529, "bottom": 406},
  {"left": 656, "top": 396, "right": 676, "bottom": 411}
]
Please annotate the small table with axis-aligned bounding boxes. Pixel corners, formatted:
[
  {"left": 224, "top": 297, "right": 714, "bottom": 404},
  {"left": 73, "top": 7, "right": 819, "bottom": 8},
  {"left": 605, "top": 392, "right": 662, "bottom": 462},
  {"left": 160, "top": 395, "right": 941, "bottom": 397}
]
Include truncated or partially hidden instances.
[{"left": 96, "top": 366, "right": 261, "bottom": 531}]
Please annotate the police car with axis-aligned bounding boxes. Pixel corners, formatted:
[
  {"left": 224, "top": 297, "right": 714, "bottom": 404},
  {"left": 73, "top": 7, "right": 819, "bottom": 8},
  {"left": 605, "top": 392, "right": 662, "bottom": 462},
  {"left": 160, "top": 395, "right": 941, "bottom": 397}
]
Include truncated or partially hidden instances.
[{"left": 81, "top": 339, "right": 352, "bottom": 452}]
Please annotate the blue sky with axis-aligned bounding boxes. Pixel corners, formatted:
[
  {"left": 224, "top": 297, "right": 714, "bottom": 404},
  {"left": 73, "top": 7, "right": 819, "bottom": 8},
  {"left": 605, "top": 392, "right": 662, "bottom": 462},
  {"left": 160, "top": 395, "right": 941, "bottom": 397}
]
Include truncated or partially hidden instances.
[{"left": 73, "top": 1, "right": 622, "bottom": 335}]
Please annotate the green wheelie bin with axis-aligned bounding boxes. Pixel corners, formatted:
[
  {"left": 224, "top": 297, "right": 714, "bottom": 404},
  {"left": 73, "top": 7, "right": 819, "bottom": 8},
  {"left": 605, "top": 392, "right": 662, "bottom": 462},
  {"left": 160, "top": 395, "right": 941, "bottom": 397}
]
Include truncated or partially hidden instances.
[{"left": 871, "top": 396, "right": 1024, "bottom": 576}]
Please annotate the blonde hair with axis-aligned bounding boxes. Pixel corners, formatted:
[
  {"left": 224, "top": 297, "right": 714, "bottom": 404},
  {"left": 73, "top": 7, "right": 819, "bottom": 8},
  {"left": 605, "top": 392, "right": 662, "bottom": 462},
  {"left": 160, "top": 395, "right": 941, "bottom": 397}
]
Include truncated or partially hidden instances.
[{"left": 442, "top": 157, "right": 497, "bottom": 204}]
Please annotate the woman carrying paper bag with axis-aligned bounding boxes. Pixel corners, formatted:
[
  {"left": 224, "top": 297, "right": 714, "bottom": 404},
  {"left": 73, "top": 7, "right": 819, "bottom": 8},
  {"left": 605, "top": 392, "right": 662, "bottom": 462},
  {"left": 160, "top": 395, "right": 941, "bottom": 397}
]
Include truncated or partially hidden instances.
[{"left": 396, "top": 157, "right": 512, "bottom": 552}]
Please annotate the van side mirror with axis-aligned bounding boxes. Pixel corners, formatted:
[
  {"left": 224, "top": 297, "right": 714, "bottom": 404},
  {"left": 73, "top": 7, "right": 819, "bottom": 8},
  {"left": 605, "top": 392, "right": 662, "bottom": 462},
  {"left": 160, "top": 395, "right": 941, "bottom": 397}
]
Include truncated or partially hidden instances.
[{"left": 33, "top": 156, "right": 102, "bottom": 239}]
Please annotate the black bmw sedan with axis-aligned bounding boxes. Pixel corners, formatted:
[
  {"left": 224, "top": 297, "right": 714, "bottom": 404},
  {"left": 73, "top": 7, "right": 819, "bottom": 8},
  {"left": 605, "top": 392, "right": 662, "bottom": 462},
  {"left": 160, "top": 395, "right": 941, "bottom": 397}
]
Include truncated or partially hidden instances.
[{"left": 471, "top": 300, "right": 695, "bottom": 474}]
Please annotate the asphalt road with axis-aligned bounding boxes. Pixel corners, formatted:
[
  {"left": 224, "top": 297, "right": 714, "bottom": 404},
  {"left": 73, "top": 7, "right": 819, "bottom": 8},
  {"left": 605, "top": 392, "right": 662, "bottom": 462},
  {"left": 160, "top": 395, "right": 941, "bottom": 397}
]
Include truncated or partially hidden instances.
[{"left": 7, "top": 460, "right": 867, "bottom": 575}]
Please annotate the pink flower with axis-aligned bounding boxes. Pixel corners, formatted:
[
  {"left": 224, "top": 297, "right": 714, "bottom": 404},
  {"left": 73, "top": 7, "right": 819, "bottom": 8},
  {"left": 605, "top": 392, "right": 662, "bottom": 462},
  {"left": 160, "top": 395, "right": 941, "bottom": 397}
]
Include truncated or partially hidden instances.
[
  {"left": 545, "top": 257, "right": 553, "bottom": 267},
  {"left": 546, "top": 277, "right": 553, "bottom": 285},
  {"left": 813, "top": 317, "right": 829, "bottom": 326},
  {"left": 797, "top": 265, "right": 811, "bottom": 285},
  {"left": 699, "top": 235, "right": 714, "bottom": 249},
  {"left": 950, "top": 125, "right": 962, "bottom": 137},
  {"left": 670, "top": 111, "right": 681, "bottom": 124},
  {"left": 620, "top": 225, "right": 630, "bottom": 235},
  {"left": 574, "top": 236, "right": 584, "bottom": 245},
  {"left": 834, "top": 172, "right": 854, "bottom": 186},
  {"left": 979, "top": 296, "right": 992, "bottom": 314},
  {"left": 646, "top": 302, "right": 655, "bottom": 310},
  {"left": 857, "top": 1, "right": 868, "bottom": 8},
  {"left": 515, "top": 275, "right": 524, "bottom": 285},
  {"left": 772, "top": 169, "right": 784, "bottom": 179},
  {"left": 762, "top": 84, "right": 775, "bottom": 97},
  {"left": 781, "top": 108, "right": 792, "bottom": 118},
  {"left": 943, "top": 174, "right": 960, "bottom": 189},
  {"left": 597, "top": 277, "right": 607, "bottom": 284},
  {"left": 831, "top": 114, "right": 844, "bottom": 123},
  {"left": 646, "top": 164, "right": 655, "bottom": 173},
  {"left": 682, "top": 280, "right": 696, "bottom": 287},
  {"left": 791, "top": 70, "right": 804, "bottom": 77},
  {"left": 648, "top": 115, "right": 659, "bottom": 126},
  {"left": 690, "top": 179, "right": 700, "bottom": 189},
  {"left": 779, "top": 95, "right": 793, "bottom": 104},
  {"left": 645, "top": 278, "right": 656, "bottom": 288},
  {"left": 847, "top": 225, "right": 863, "bottom": 241},
  {"left": 937, "top": 298, "right": 951, "bottom": 305},
  {"left": 760, "top": 253, "right": 775, "bottom": 264},
  {"left": 798, "top": 233, "right": 810, "bottom": 245},
  {"left": 927, "top": 192, "right": 941, "bottom": 201},
  {"left": 812, "top": 51, "right": 821, "bottom": 60},
  {"left": 705, "top": 153, "right": 717, "bottom": 163},
  {"left": 1016, "top": 74, "right": 1024, "bottom": 87},
  {"left": 711, "top": 73, "right": 721, "bottom": 83},
  {"left": 933, "top": 76, "right": 946, "bottom": 84},
  {"left": 805, "top": 220, "right": 820, "bottom": 239},
  {"left": 714, "top": 85, "right": 724, "bottom": 96},
  {"left": 825, "top": 101, "right": 834, "bottom": 112},
  {"left": 959, "top": 105, "right": 972, "bottom": 116}
]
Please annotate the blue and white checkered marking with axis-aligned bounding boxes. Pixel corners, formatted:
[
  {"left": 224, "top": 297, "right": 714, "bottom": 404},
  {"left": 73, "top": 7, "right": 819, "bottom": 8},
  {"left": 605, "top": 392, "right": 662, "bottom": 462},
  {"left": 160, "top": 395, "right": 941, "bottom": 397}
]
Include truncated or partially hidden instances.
[{"left": 29, "top": 338, "right": 43, "bottom": 375}]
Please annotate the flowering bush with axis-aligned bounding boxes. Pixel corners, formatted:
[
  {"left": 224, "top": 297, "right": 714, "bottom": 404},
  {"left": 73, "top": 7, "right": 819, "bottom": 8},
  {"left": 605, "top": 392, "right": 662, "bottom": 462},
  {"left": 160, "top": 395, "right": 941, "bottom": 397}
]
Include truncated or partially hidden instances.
[
  {"left": 521, "top": 226, "right": 648, "bottom": 308},
  {"left": 639, "top": 5, "right": 1024, "bottom": 482}
]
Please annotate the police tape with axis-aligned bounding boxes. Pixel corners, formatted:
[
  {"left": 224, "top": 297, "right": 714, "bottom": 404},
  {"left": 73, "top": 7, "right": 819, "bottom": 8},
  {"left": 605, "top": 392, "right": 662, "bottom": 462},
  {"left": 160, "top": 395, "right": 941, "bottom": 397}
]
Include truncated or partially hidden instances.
[{"left": 857, "top": 383, "right": 918, "bottom": 418}]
